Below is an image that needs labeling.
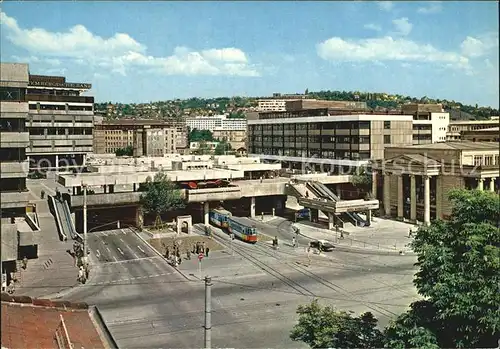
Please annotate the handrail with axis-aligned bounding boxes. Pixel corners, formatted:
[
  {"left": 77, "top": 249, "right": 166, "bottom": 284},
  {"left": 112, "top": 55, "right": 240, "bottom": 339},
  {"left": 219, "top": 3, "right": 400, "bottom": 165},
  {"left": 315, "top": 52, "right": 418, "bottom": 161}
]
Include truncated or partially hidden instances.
[{"left": 49, "top": 196, "right": 67, "bottom": 241}]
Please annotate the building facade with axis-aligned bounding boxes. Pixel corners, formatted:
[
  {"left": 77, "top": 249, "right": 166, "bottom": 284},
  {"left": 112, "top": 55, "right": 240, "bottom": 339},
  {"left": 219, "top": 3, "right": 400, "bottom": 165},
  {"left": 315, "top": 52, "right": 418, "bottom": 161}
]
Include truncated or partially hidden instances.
[
  {"left": 257, "top": 93, "right": 310, "bottom": 112},
  {"left": 373, "top": 142, "right": 499, "bottom": 226},
  {"left": 247, "top": 108, "right": 413, "bottom": 171},
  {"left": 26, "top": 74, "right": 94, "bottom": 170},
  {"left": 212, "top": 129, "right": 247, "bottom": 151},
  {"left": 461, "top": 127, "right": 499, "bottom": 142},
  {"left": 185, "top": 115, "right": 247, "bottom": 132},
  {"left": 0, "top": 63, "right": 35, "bottom": 273},
  {"left": 93, "top": 119, "right": 182, "bottom": 155},
  {"left": 446, "top": 120, "right": 500, "bottom": 141},
  {"left": 401, "top": 103, "right": 449, "bottom": 145},
  {"left": 133, "top": 127, "right": 176, "bottom": 157}
]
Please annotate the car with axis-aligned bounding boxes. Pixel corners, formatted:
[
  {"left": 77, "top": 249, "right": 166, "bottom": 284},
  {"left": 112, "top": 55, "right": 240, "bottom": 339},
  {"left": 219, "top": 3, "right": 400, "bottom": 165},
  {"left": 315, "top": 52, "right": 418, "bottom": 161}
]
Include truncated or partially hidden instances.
[{"left": 309, "top": 240, "right": 335, "bottom": 252}]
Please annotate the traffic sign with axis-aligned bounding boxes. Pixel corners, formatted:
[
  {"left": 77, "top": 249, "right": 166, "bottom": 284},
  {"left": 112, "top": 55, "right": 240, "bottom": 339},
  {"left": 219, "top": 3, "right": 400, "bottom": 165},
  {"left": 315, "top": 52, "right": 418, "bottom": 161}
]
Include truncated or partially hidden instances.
[{"left": 198, "top": 253, "right": 204, "bottom": 261}]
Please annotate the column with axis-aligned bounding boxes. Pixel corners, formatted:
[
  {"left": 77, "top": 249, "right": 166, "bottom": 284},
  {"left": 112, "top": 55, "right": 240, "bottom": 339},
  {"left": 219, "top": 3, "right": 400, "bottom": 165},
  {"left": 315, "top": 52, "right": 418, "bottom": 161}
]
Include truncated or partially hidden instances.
[
  {"left": 383, "top": 173, "right": 391, "bottom": 216},
  {"left": 424, "top": 175, "right": 430, "bottom": 226},
  {"left": 250, "top": 197, "right": 256, "bottom": 218},
  {"left": 328, "top": 213, "right": 334, "bottom": 230},
  {"left": 103, "top": 185, "right": 107, "bottom": 194},
  {"left": 436, "top": 176, "right": 442, "bottom": 220},
  {"left": 82, "top": 154, "right": 87, "bottom": 167},
  {"left": 410, "top": 175, "right": 417, "bottom": 222},
  {"left": 371, "top": 170, "right": 377, "bottom": 199},
  {"left": 490, "top": 178, "right": 496, "bottom": 192},
  {"left": 397, "top": 175, "right": 404, "bottom": 220},
  {"left": 55, "top": 155, "right": 59, "bottom": 170},
  {"left": 203, "top": 202, "right": 209, "bottom": 226},
  {"left": 109, "top": 185, "right": 115, "bottom": 194},
  {"left": 477, "top": 178, "right": 484, "bottom": 191},
  {"left": 366, "top": 210, "right": 372, "bottom": 226},
  {"left": 133, "top": 183, "right": 137, "bottom": 192}
]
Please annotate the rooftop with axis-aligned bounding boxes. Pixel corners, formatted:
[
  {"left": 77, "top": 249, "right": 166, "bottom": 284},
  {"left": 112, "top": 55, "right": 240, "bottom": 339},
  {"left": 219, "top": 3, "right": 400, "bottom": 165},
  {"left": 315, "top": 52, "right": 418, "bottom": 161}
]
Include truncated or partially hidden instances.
[
  {"left": 1, "top": 295, "right": 116, "bottom": 349},
  {"left": 389, "top": 141, "right": 500, "bottom": 151},
  {"left": 463, "top": 127, "right": 499, "bottom": 132}
]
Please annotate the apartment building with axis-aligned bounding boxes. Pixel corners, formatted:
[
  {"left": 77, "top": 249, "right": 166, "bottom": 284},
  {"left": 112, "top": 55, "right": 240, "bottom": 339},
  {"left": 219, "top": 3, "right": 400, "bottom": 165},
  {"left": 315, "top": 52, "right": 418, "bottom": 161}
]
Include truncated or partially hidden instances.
[
  {"left": 462, "top": 127, "right": 499, "bottom": 142},
  {"left": 247, "top": 108, "right": 413, "bottom": 171},
  {"left": 446, "top": 119, "right": 500, "bottom": 141},
  {"left": 26, "top": 74, "right": 94, "bottom": 170},
  {"left": 257, "top": 93, "right": 310, "bottom": 112},
  {"left": 373, "top": 142, "right": 499, "bottom": 226},
  {"left": 0, "top": 63, "right": 36, "bottom": 277},
  {"left": 212, "top": 129, "right": 247, "bottom": 150},
  {"left": 401, "top": 103, "right": 450, "bottom": 145},
  {"left": 185, "top": 115, "right": 247, "bottom": 132},
  {"left": 133, "top": 127, "right": 176, "bottom": 157},
  {"left": 93, "top": 119, "right": 182, "bottom": 154}
]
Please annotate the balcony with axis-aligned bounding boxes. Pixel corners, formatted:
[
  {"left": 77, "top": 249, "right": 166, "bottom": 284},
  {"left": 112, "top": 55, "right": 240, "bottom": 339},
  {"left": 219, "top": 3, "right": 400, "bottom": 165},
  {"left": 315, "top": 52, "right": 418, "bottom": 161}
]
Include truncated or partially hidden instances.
[
  {"left": 1, "top": 161, "right": 29, "bottom": 179},
  {"left": 27, "top": 94, "right": 94, "bottom": 103},
  {"left": 0, "top": 132, "right": 30, "bottom": 148},
  {"left": 0, "top": 191, "right": 30, "bottom": 209},
  {"left": 186, "top": 187, "right": 242, "bottom": 203}
]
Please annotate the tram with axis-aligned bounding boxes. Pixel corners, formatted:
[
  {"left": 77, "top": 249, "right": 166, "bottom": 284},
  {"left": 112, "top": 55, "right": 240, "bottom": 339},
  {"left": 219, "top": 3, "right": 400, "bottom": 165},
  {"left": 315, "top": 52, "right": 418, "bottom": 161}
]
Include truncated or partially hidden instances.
[
  {"left": 227, "top": 216, "right": 258, "bottom": 243},
  {"left": 209, "top": 208, "right": 232, "bottom": 228}
]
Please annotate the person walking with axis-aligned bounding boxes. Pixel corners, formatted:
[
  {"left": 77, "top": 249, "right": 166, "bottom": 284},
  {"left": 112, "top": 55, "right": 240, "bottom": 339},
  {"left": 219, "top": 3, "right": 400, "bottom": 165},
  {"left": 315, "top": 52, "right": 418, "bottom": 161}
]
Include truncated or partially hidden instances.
[
  {"left": 292, "top": 236, "right": 296, "bottom": 248},
  {"left": 186, "top": 249, "right": 191, "bottom": 260},
  {"left": 40, "top": 190, "right": 45, "bottom": 199},
  {"left": 165, "top": 246, "right": 170, "bottom": 259},
  {"left": 205, "top": 246, "right": 210, "bottom": 257}
]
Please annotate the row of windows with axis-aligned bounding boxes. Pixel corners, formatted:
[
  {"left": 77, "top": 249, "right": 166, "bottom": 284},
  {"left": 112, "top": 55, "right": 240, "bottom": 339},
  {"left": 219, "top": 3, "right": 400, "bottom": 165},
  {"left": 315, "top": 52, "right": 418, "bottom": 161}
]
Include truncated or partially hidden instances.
[
  {"left": 252, "top": 135, "right": 371, "bottom": 144},
  {"left": 251, "top": 121, "right": 372, "bottom": 133},
  {"left": 29, "top": 127, "right": 92, "bottom": 136},
  {"left": 473, "top": 155, "right": 500, "bottom": 166},
  {"left": 29, "top": 104, "right": 93, "bottom": 112},
  {"left": 251, "top": 148, "right": 371, "bottom": 160}
]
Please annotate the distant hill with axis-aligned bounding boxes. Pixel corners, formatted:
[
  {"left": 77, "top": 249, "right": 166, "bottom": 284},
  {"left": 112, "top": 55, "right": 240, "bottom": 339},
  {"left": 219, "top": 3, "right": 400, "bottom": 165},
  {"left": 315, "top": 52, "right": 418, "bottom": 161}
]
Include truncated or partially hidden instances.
[{"left": 95, "top": 90, "right": 499, "bottom": 120}]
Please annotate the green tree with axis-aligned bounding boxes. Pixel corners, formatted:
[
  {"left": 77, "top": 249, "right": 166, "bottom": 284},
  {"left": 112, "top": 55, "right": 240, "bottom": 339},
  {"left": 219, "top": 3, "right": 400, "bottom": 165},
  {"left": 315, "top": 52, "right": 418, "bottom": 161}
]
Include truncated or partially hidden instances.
[
  {"left": 290, "top": 299, "right": 384, "bottom": 348},
  {"left": 115, "top": 145, "right": 133, "bottom": 156},
  {"left": 188, "top": 128, "right": 214, "bottom": 142},
  {"left": 139, "top": 172, "right": 185, "bottom": 227},
  {"left": 214, "top": 140, "right": 233, "bottom": 155},
  {"left": 385, "top": 189, "right": 500, "bottom": 348},
  {"left": 351, "top": 167, "right": 373, "bottom": 196}
]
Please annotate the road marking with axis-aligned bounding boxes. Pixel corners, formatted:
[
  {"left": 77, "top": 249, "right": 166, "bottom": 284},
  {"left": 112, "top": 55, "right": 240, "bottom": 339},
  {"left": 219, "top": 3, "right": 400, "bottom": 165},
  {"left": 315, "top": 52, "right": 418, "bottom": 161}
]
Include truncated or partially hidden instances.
[
  {"left": 137, "top": 245, "right": 145, "bottom": 254},
  {"left": 106, "top": 247, "right": 111, "bottom": 253},
  {"left": 96, "top": 250, "right": 101, "bottom": 258},
  {"left": 102, "top": 232, "right": 108, "bottom": 237},
  {"left": 117, "top": 247, "right": 124, "bottom": 255},
  {"left": 119, "top": 238, "right": 125, "bottom": 243},
  {"left": 113, "top": 256, "right": 118, "bottom": 262},
  {"left": 103, "top": 256, "right": 160, "bottom": 264},
  {"left": 121, "top": 229, "right": 127, "bottom": 235}
]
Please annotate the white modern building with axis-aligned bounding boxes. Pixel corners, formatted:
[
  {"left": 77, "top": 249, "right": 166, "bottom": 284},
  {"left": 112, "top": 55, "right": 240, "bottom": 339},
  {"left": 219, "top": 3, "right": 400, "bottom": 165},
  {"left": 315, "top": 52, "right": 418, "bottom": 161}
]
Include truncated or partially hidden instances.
[
  {"left": 185, "top": 115, "right": 247, "bottom": 132},
  {"left": 401, "top": 104, "right": 450, "bottom": 145}
]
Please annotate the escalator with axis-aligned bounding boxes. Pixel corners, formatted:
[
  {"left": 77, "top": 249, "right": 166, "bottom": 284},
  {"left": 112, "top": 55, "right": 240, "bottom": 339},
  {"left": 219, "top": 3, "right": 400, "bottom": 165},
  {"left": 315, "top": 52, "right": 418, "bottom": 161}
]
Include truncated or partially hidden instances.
[
  {"left": 52, "top": 196, "right": 79, "bottom": 240},
  {"left": 306, "top": 182, "right": 367, "bottom": 227}
]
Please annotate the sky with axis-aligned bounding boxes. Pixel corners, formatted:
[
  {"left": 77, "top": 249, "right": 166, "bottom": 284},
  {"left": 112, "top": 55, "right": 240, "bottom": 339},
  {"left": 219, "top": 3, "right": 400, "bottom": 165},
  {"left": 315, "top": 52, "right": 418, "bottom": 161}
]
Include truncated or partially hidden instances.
[{"left": 1, "top": 1, "right": 498, "bottom": 107}]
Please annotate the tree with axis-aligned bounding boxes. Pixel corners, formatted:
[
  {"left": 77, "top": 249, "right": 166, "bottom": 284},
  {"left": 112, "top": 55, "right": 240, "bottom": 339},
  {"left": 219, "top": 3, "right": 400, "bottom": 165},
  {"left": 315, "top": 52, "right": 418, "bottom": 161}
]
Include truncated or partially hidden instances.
[
  {"left": 214, "top": 139, "right": 233, "bottom": 155},
  {"left": 192, "top": 140, "right": 212, "bottom": 155},
  {"left": 139, "top": 172, "right": 185, "bottom": 228},
  {"left": 188, "top": 128, "right": 214, "bottom": 142},
  {"left": 385, "top": 189, "right": 500, "bottom": 348},
  {"left": 290, "top": 299, "right": 384, "bottom": 348},
  {"left": 115, "top": 145, "right": 133, "bottom": 156},
  {"left": 351, "top": 167, "right": 372, "bottom": 193}
]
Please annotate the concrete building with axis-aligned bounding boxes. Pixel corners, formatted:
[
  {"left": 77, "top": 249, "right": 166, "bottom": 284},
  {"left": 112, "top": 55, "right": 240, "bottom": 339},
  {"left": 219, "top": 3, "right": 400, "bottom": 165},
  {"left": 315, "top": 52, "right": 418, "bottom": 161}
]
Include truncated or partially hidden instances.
[
  {"left": 185, "top": 114, "right": 247, "bottom": 132},
  {"left": 446, "top": 119, "right": 500, "bottom": 141},
  {"left": 401, "top": 103, "right": 450, "bottom": 145},
  {"left": 257, "top": 93, "right": 310, "bottom": 112},
  {"left": 93, "top": 119, "right": 183, "bottom": 155},
  {"left": 461, "top": 127, "right": 499, "bottom": 142},
  {"left": 285, "top": 99, "right": 368, "bottom": 111},
  {"left": 372, "top": 142, "right": 499, "bottom": 225},
  {"left": 189, "top": 141, "right": 219, "bottom": 153},
  {"left": 132, "top": 126, "right": 176, "bottom": 157},
  {"left": 212, "top": 129, "right": 247, "bottom": 151},
  {"left": 247, "top": 108, "right": 413, "bottom": 172},
  {"left": 26, "top": 74, "right": 94, "bottom": 170},
  {"left": 1, "top": 63, "right": 37, "bottom": 279}
]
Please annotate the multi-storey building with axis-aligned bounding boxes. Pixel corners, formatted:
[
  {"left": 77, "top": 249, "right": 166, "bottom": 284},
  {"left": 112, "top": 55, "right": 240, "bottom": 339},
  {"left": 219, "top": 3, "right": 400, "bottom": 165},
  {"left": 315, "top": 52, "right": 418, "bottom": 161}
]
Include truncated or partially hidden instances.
[
  {"left": 285, "top": 99, "right": 368, "bottom": 111},
  {"left": 446, "top": 119, "right": 500, "bottom": 141},
  {"left": 185, "top": 115, "right": 247, "bottom": 132},
  {"left": 212, "top": 129, "right": 247, "bottom": 151},
  {"left": 247, "top": 108, "right": 413, "bottom": 171},
  {"left": 401, "top": 103, "right": 450, "bottom": 145},
  {"left": 373, "top": 142, "right": 499, "bottom": 225},
  {"left": 26, "top": 74, "right": 94, "bottom": 170},
  {"left": 93, "top": 119, "right": 182, "bottom": 155},
  {"left": 133, "top": 127, "right": 175, "bottom": 157},
  {"left": 257, "top": 93, "right": 310, "bottom": 112},
  {"left": 1, "top": 63, "right": 36, "bottom": 277},
  {"left": 461, "top": 127, "right": 499, "bottom": 142}
]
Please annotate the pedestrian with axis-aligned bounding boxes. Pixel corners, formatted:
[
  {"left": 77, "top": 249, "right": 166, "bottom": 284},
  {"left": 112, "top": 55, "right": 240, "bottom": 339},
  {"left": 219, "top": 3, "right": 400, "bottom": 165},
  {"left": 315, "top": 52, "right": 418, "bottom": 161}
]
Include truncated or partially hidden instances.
[
  {"left": 186, "top": 249, "right": 191, "bottom": 260},
  {"left": 40, "top": 189, "right": 45, "bottom": 199},
  {"left": 165, "top": 246, "right": 170, "bottom": 259},
  {"left": 202, "top": 242, "right": 206, "bottom": 254},
  {"left": 22, "top": 256, "right": 28, "bottom": 270},
  {"left": 305, "top": 191, "right": 309, "bottom": 198},
  {"left": 292, "top": 236, "right": 296, "bottom": 248},
  {"left": 192, "top": 243, "right": 196, "bottom": 254},
  {"left": 195, "top": 242, "right": 199, "bottom": 254},
  {"left": 205, "top": 246, "right": 210, "bottom": 257}
]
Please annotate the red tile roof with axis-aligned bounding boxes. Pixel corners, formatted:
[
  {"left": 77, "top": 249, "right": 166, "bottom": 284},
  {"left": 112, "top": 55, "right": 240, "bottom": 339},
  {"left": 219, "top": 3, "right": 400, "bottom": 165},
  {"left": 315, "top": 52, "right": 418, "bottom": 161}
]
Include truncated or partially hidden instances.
[{"left": 1, "top": 295, "right": 113, "bottom": 349}]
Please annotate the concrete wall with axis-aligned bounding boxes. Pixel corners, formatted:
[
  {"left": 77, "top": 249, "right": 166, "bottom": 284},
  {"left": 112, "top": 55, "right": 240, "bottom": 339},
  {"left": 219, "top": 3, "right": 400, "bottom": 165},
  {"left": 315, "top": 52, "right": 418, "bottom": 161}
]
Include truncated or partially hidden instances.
[
  {"left": 440, "top": 175, "right": 465, "bottom": 217},
  {"left": 1, "top": 223, "right": 18, "bottom": 261},
  {"left": 370, "top": 120, "right": 413, "bottom": 160}
]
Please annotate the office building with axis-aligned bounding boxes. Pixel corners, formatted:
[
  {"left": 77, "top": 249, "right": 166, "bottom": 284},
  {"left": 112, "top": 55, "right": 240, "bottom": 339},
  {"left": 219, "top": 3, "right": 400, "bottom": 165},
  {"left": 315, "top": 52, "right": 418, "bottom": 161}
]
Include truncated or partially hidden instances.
[
  {"left": 446, "top": 120, "right": 500, "bottom": 141},
  {"left": 461, "top": 127, "right": 499, "bottom": 142},
  {"left": 247, "top": 108, "right": 413, "bottom": 171},
  {"left": 26, "top": 74, "right": 94, "bottom": 170},
  {"left": 93, "top": 119, "right": 182, "bottom": 155},
  {"left": 133, "top": 127, "right": 176, "bottom": 157},
  {"left": 185, "top": 115, "right": 247, "bottom": 132},
  {"left": 257, "top": 93, "right": 310, "bottom": 112},
  {"left": 373, "top": 142, "right": 499, "bottom": 225},
  {"left": 401, "top": 103, "right": 450, "bottom": 144},
  {"left": 0, "top": 63, "right": 36, "bottom": 276}
]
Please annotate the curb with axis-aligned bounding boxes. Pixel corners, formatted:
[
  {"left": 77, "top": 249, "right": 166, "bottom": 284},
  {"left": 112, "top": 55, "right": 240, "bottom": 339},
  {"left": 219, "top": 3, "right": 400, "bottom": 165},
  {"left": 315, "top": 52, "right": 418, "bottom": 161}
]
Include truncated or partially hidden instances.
[{"left": 133, "top": 230, "right": 196, "bottom": 282}]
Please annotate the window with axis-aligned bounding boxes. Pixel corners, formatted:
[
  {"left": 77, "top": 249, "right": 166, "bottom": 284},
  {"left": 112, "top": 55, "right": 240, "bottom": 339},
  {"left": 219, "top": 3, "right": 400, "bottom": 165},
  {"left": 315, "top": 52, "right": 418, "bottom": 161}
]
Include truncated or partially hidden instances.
[
  {"left": 484, "top": 156, "right": 493, "bottom": 166},
  {"left": 384, "top": 135, "right": 391, "bottom": 144},
  {"left": 384, "top": 121, "right": 391, "bottom": 129},
  {"left": 473, "top": 155, "right": 482, "bottom": 166}
]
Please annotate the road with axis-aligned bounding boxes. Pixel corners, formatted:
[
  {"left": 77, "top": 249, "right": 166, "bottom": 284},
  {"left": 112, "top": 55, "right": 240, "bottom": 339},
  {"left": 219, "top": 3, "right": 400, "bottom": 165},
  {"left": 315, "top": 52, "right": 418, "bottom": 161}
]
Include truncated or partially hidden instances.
[{"left": 61, "top": 226, "right": 419, "bottom": 348}]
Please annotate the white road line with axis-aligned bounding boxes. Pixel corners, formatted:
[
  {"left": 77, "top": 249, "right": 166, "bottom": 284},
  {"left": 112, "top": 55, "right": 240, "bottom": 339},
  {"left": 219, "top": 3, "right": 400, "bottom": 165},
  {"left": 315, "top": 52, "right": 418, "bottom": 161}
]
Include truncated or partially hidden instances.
[
  {"left": 121, "top": 229, "right": 127, "bottom": 235},
  {"left": 106, "top": 247, "right": 111, "bottom": 253},
  {"left": 103, "top": 232, "right": 108, "bottom": 237},
  {"left": 103, "top": 256, "right": 160, "bottom": 264},
  {"left": 96, "top": 250, "right": 101, "bottom": 258},
  {"left": 117, "top": 247, "right": 124, "bottom": 255},
  {"left": 119, "top": 238, "right": 125, "bottom": 243},
  {"left": 113, "top": 256, "right": 118, "bottom": 262},
  {"left": 137, "top": 245, "right": 145, "bottom": 254}
]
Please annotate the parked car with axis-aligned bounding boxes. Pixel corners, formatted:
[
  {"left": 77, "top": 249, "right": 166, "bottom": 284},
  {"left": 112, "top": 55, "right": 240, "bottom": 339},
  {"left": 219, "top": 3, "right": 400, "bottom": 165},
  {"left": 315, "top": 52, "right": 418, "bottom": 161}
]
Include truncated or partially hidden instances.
[{"left": 309, "top": 240, "right": 335, "bottom": 252}]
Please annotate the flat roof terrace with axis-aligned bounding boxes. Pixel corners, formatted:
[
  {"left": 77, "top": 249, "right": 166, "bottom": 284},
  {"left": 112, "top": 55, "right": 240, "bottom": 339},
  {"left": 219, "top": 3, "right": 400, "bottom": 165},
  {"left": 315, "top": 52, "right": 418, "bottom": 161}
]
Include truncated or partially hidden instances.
[{"left": 58, "top": 169, "right": 245, "bottom": 187}]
